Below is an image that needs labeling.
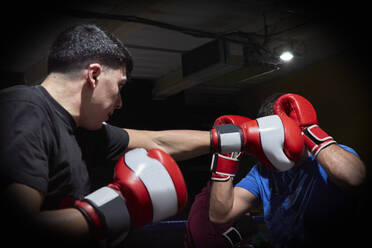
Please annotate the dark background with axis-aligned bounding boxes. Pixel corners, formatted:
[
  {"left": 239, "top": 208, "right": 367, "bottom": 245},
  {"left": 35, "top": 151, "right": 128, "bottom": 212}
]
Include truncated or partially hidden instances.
[{"left": 1, "top": 1, "right": 371, "bottom": 247}]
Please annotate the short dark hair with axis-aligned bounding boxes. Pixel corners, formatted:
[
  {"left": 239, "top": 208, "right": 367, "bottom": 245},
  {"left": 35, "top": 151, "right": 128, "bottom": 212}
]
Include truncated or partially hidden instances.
[
  {"left": 47, "top": 24, "right": 133, "bottom": 76},
  {"left": 256, "top": 92, "right": 284, "bottom": 118}
]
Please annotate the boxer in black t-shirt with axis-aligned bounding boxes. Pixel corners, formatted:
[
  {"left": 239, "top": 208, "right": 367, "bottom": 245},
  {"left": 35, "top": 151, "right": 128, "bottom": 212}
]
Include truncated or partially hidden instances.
[
  {"left": 0, "top": 24, "right": 211, "bottom": 247},
  {"left": 0, "top": 85, "right": 129, "bottom": 210}
]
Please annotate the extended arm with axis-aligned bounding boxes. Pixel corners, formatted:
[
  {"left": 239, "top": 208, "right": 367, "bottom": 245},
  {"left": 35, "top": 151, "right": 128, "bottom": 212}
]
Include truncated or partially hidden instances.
[{"left": 125, "top": 129, "right": 211, "bottom": 161}]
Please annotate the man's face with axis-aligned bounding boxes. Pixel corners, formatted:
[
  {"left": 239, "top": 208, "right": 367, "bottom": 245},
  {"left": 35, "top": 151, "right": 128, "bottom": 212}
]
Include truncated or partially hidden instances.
[
  {"left": 293, "top": 148, "right": 309, "bottom": 169},
  {"left": 81, "top": 66, "right": 127, "bottom": 130}
]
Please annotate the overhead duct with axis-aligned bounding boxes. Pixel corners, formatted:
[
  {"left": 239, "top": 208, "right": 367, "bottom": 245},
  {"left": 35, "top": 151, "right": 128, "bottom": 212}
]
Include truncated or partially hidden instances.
[
  {"left": 181, "top": 39, "right": 245, "bottom": 82},
  {"left": 152, "top": 39, "right": 245, "bottom": 98},
  {"left": 152, "top": 39, "right": 279, "bottom": 99}
]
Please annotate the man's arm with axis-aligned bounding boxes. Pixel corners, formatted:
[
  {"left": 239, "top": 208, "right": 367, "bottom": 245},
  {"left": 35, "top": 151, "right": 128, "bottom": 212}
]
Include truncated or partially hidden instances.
[
  {"left": 124, "top": 129, "right": 211, "bottom": 161},
  {"left": 3, "top": 183, "right": 91, "bottom": 243},
  {"left": 209, "top": 178, "right": 258, "bottom": 225},
  {"left": 316, "top": 144, "right": 366, "bottom": 189},
  {"left": 274, "top": 94, "right": 367, "bottom": 189}
]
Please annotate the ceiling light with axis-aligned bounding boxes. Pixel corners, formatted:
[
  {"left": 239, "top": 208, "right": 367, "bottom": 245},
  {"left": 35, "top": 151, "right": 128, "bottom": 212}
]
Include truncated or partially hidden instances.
[{"left": 279, "top": 51, "right": 294, "bottom": 62}]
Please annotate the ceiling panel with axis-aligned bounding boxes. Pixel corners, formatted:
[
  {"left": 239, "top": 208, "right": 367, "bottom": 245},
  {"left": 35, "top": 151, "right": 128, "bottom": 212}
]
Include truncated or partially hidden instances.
[{"left": 2, "top": 0, "right": 364, "bottom": 103}]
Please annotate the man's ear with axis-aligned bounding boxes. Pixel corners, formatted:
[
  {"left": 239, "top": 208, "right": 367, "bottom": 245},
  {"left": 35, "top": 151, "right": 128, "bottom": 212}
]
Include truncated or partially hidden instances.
[{"left": 87, "top": 63, "right": 102, "bottom": 88}]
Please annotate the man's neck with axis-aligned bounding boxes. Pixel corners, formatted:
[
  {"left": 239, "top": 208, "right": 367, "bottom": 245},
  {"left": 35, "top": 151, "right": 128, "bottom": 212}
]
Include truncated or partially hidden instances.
[{"left": 41, "top": 73, "right": 83, "bottom": 126}]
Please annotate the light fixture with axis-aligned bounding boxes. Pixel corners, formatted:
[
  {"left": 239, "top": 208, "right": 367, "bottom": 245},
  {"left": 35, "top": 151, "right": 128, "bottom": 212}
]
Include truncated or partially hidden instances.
[{"left": 279, "top": 51, "right": 294, "bottom": 62}]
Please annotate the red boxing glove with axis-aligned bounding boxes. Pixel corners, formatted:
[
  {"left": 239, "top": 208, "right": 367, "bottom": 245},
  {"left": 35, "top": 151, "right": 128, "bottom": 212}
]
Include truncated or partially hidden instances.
[
  {"left": 210, "top": 153, "right": 240, "bottom": 181},
  {"left": 274, "top": 93, "right": 336, "bottom": 157},
  {"left": 211, "top": 115, "right": 304, "bottom": 172},
  {"left": 74, "top": 148, "right": 187, "bottom": 245},
  {"left": 210, "top": 115, "right": 251, "bottom": 154},
  {"left": 241, "top": 114, "right": 304, "bottom": 172},
  {"left": 213, "top": 115, "right": 252, "bottom": 127},
  {"left": 210, "top": 115, "right": 250, "bottom": 181}
]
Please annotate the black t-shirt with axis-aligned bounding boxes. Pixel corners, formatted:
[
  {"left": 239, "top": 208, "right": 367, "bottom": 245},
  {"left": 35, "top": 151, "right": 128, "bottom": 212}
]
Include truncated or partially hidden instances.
[{"left": 0, "top": 85, "right": 129, "bottom": 210}]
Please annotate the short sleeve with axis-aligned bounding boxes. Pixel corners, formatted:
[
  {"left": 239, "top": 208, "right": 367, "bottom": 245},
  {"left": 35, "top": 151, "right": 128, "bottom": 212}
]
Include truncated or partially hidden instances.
[
  {"left": 338, "top": 144, "right": 359, "bottom": 158},
  {"left": 235, "top": 165, "right": 261, "bottom": 200},
  {"left": 101, "top": 123, "right": 129, "bottom": 159},
  {"left": 76, "top": 123, "right": 129, "bottom": 163},
  {"left": 0, "top": 101, "right": 50, "bottom": 192},
  {"left": 315, "top": 144, "right": 360, "bottom": 182}
]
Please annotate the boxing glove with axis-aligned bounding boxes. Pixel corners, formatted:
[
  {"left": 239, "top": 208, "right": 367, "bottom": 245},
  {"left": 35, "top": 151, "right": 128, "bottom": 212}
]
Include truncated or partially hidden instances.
[
  {"left": 274, "top": 93, "right": 336, "bottom": 157},
  {"left": 210, "top": 115, "right": 250, "bottom": 154},
  {"left": 243, "top": 114, "right": 304, "bottom": 171},
  {"left": 210, "top": 153, "right": 240, "bottom": 181},
  {"left": 74, "top": 148, "right": 188, "bottom": 246},
  {"left": 210, "top": 115, "right": 250, "bottom": 181},
  {"left": 211, "top": 114, "right": 304, "bottom": 172}
]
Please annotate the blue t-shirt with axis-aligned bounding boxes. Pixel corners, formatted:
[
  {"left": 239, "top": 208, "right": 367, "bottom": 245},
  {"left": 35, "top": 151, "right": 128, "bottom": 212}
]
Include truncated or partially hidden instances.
[{"left": 236, "top": 144, "right": 359, "bottom": 247}]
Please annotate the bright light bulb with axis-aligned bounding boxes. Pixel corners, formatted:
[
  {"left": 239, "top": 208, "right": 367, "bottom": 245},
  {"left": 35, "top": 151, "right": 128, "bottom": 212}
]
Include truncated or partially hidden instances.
[{"left": 279, "top": 51, "right": 294, "bottom": 62}]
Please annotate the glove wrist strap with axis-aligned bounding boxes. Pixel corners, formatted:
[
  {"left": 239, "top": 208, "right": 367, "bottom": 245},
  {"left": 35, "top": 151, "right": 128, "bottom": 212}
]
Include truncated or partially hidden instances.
[
  {"left": 210, "top": 153, "right": 239, "bottom": 181},
  {"left": 74, "top": 186, "right": 131, "bottom": 245},
  {"left": 211, "top": 124, "right": 242, "bottom": 154},
  {"left": 303, "top": 124, "right": 336, "bottom": 157}
]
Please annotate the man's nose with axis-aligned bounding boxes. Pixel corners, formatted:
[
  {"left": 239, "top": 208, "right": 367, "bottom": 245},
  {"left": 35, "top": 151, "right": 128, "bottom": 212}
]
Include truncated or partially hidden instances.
[{"left": 116, "top": 95, "right": 123, "bottom": 109}]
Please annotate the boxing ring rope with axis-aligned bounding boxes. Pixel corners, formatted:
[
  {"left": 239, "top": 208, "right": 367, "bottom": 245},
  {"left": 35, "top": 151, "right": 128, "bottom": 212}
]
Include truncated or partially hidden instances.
[{"left": 139, "top": 215, "right": 265, "bottom": 231}]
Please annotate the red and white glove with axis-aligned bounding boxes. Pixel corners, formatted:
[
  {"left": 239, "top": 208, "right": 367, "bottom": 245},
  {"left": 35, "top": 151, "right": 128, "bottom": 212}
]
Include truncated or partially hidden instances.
[
  {"left": 274, "top": 93, "right": 337, "bottom": 157},
  {"left": 74, "top": 148, "right": 188, "bottom": 246},
  {"left": 210, "top": 115, "right": 250, "bottom": 181},
  {"left": 210, "top": 153, "right": 240, "bottom": 181},
  {"left": 211, "top": 114, "right": 304, "bottom": 172}
]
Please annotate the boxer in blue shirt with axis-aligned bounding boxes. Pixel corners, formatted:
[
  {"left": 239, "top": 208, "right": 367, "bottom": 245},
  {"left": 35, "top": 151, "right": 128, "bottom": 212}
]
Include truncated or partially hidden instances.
[{"left": 209, "top": 93, "right": 366, "bottom": 248}]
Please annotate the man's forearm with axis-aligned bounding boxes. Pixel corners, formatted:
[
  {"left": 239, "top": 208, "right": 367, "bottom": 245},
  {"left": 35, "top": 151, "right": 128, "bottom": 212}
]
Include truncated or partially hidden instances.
[
  {"left": 209, "top": 178, "right": 235, "bottom": 224},
  {"left": 126, "top": 129, "right": 211, "bottom": 161},
  {"left": 35, "top": 208, "right": 91, "bottom": 241},
  {"left": 317, "top": 144, "right": 366, "bottom": 189},
  {"left": 3, "top": 183, "right": 92, "bottom": 244}
]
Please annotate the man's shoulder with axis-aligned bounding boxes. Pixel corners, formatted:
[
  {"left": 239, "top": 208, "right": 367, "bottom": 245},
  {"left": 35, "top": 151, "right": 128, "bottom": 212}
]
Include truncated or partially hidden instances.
[
  {"left": 0, "top": 85, "right": 49, "bottom": 130},
  {"left": 0, "top": 85, "right": 41, "bottom": 103}
]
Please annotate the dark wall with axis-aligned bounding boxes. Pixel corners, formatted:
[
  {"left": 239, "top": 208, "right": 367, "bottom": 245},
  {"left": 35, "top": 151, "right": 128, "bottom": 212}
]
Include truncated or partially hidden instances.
[{"left": 235, "top": 51, "right": 371, "bottom": 170}]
